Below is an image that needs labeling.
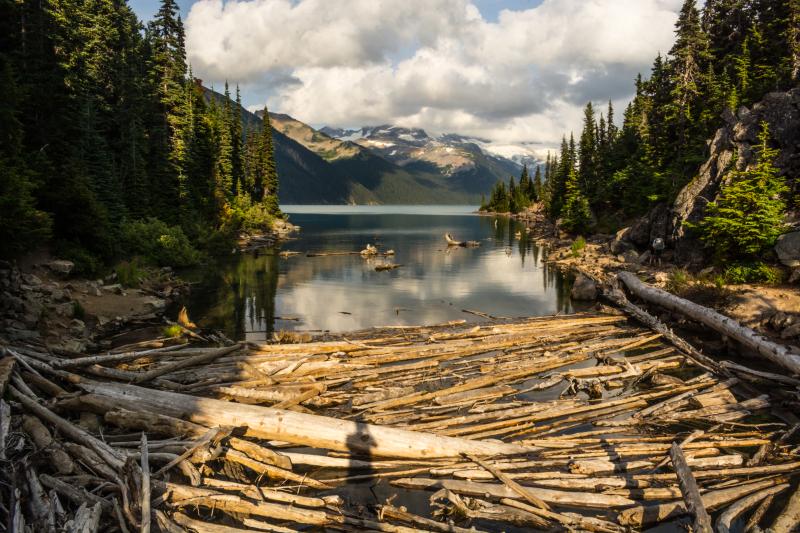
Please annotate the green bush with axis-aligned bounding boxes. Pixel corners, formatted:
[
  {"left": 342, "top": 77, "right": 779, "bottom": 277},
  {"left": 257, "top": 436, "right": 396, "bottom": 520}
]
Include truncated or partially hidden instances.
[
  {"left": 723, "top": 262, "right": 784, "bottom": 285},
  {"left": 54, "top": 242, "right": 103, "bottom": 276},
  {"left": 71, "top": 301, "right": 86, "bottom": 320},
  {"left": 570, "top": 236, "right": 586, "bottom": 257},
  {"left": 694, "top": 123, "right": 787, "bottom": 262},
  {"left": 230, "top": 196, "right": 275, "bottom": 233},
  {"left": 115, "top": 258, "right": 148, "bottom": 287},
  {"left": 121, "top": 218, "right": 200, "bottom": 267}
]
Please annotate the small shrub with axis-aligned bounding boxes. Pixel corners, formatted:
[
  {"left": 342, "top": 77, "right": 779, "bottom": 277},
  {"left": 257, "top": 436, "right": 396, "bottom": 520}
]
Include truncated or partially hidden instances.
[
  {"left": 665, "top": 269, "right": 692, "bottom": 294},
  {"left": 163, "top": 324, "right": 183, "bottom": 338},
  {"left": 230, "top": 196, "right": 275, "bottom": 233},
  {"left": 115, "top": 258, "right": 147, "bottom": 288},
  {"left": 723, "top": 262, "right": 784, "bottom": 285},
  {"left": 54, "top": 243, "right": 103, "bottom": 276},
  {"left": 121, "top": 218, "right": 201, "bottom": 267},
  {"left": 570, "top": 236, "right": 586, "bottom": 257},
  {"left": 72, "top": 301, "right": 86, "bottom": 320}
]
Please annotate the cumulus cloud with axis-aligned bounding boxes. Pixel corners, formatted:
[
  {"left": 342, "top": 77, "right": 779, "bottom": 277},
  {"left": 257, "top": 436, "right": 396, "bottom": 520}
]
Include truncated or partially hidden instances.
[{"left": 186, "top": 0, "right": 684, "bottom": 151}]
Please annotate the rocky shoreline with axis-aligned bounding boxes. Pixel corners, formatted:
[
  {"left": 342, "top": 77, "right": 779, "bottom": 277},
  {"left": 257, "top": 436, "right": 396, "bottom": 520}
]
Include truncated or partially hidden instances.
[
  {"left": 481, "top": 207, "right": 800, "bottom": 349},
  {"left": 0, "top": 259, "right": 188, "bottom": 354}
]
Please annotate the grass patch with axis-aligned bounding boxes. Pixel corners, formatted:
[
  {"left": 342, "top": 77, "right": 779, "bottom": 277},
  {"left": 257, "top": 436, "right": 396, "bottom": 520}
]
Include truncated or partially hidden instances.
[
  {"left": 72, "top": 301, "right": 86, "bottom": 321},
  {"left": 722, "top": 261, "right": 784, "bottom": 285},
  {"left": 570, "top": 236, "right": 586, "bottom": 258}
]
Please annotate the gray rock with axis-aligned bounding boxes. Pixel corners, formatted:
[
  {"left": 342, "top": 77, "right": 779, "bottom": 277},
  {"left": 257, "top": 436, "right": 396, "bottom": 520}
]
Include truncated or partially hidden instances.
[
  {"left": 790, "top": 268, "right": 800, "bottom": 284},
  {"left": 102, "top": 283, "right": 124, "bottom": 295},
  {"left": 52, "top": 302, "right": 75, "bottom": 318},
  {"left": 143, "top": 297, "right": 167, "bottom": 312},
  {"left": 69, "top": 319, "right": 87, "bottom": 337},
  {"left": 48, "top": 260, "right": 75, "bottom": 275},
  {"left": 638, "top": 250, "right": 652, "bottom": 264},
  {"left": 570, "top": 274, "right": 598, "bottom": 301},
  {"left": 775, "top": 232, "right": 800, "bottom": 267},
  {"left": 622, "top": 250, "right": 640, "bottom": 264},
  {"left": 6, "top": 328, "right": 41, "bottom": 341}
]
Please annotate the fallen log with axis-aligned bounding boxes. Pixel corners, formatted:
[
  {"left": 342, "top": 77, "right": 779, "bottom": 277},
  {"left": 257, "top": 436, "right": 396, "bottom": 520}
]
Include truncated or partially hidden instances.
[
  {"left": 80, "top": 381, "right": 537, "bottom": 459},
  {"left": 617, "top": 271, "right": 800, "bottom": 375},
  {"left": 670, "top": 442, "right": 713, "bottom": 533}
]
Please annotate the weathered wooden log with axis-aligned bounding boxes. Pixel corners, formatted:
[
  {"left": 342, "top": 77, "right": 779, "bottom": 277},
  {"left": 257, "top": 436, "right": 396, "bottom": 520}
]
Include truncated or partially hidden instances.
[
  {"left": 670, "top": 442, "right": 713, "bottom": 533},
  {"left": 65, "top": 503, "right": 102, "bottom": 533},
  {"left": 770, "top": 482, "right": 800, "bottom": 533},
  {"left": 392, "top": 478, "right": 637, "bottom": 508},
  {"left": 80, "top": 381, "right": 536, "bottom": 459},
  {"left": 618, "top": 475, "right": 791, "bottom": 528},
  {"left": 617, "top": 271, "right": 800, "bottom": 375},
  {"left": 716, "top": 485, "right": 789, "bottom": 533}
]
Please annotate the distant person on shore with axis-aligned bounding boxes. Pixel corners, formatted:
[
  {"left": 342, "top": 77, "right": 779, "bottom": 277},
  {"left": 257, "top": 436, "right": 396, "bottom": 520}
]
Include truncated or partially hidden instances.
[{"left": 650, "top": 237, "right": 665, "bottom": 266}]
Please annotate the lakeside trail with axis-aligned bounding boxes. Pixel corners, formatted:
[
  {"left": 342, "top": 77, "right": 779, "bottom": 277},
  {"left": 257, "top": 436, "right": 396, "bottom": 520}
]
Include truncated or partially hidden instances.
[{"left": 2, "top": 312, "right": 800, "bottom": 531}]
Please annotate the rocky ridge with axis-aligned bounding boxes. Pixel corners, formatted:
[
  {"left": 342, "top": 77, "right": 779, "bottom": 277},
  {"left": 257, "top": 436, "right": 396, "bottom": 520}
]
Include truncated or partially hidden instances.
[{"left": 621, "top": 88, "right": 800, "bottom": 265}]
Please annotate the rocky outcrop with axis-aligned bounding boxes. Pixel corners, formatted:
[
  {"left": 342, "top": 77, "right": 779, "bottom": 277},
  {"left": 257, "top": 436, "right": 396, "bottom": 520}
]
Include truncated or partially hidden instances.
[
  {"left": 668, "top": 89, "right": 800, "bottom": 264},
  {"left": 612, "top": 89, "right": 800, "bottom": 264},
  {"left": 776, "top": 231, "right": 800, "bottom": 267},
  {"left": 570, "top": 274, "right": 598, "bottom": 301}
]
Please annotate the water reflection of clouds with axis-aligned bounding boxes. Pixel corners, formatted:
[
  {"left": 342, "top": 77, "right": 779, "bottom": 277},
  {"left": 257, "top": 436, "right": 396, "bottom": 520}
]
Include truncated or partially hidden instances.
[
  {"left": 191, "top": 209, "right": 572, "bottom": 339},
  {"left": 273, "top": 240, "right": 567, "bottom": 332}
]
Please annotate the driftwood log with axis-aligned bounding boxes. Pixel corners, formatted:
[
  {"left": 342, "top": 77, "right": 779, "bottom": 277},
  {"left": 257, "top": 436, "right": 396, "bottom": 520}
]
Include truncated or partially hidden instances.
[
  {"left": 617, "top": 271, "right": 800, "bottom": 375},
  {"left": 80, "top": 381, "right": 536, "bottom": 459}
]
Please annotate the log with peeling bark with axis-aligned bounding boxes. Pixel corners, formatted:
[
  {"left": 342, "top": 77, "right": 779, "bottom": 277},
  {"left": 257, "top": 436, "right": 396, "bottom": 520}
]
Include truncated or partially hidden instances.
[
  {"left": 79, "top": 381, "right": 537, "bottom": 459},
  {"left": 618, "top": 271, "right": 800, "bottom": 375}
]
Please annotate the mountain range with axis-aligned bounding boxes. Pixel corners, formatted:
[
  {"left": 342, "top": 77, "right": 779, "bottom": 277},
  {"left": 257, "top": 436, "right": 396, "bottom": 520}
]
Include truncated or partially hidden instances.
[{"left": 207, "top": 87, "right": 536, "bottom": 204}]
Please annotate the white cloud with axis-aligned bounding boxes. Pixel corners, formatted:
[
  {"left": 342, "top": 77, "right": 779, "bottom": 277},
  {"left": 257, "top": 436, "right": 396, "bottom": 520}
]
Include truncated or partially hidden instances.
[{"left": 186, "top": 0, "right": 684, "bottom": 150}]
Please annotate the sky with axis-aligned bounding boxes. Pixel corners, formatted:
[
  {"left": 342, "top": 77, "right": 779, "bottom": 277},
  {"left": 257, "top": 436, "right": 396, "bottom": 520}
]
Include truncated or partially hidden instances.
[{"left": 129, "top": 0, "right": 685, "bottom": 157}]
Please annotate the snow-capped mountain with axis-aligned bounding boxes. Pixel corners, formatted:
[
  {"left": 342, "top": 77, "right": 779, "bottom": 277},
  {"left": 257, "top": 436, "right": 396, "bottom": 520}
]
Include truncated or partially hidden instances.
[{"left": 321, "top": 124, "right": 539, "bottom": 188}]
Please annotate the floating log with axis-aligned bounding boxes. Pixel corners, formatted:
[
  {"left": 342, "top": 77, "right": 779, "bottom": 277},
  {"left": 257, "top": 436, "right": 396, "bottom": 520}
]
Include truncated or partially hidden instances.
[{"left": 445, "top": 233, "right": 480, "bottom": 247}]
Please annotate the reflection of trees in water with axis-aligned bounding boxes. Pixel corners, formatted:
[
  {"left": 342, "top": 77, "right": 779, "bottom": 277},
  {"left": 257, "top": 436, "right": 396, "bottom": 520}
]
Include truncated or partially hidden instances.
[
  {"left": 198, "top": 251, "right": 280, "bottom": 341},
  {"left": 542, "top": 260, "right": 572, "bottom": 313}
]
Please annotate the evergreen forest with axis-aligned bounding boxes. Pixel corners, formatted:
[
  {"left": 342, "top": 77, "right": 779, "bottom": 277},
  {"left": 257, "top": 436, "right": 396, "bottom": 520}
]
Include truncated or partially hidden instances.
[
  {"left": 0, "top": 0, "right": 281, "bottom": 271},
  {"left": 482, "top": 0, "right": 799, "bottom": 260}
]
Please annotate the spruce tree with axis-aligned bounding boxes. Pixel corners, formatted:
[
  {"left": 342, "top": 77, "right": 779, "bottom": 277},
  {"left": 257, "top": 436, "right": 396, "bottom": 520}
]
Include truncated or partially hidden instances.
[
  {"left": 259, "top": 106, "right": 281, "bottom": 216},
  {"left": 578, "top": 101, "right": 599, "bottom": 198},
  {"left": 532, "top": 166, "right": 542, "bottom": 202},
  {"left": 560, "top": 167, "right": 592, "bottom": 234},
  {"left": 696, "top": 122, "right": 787, "bottom": 261}
]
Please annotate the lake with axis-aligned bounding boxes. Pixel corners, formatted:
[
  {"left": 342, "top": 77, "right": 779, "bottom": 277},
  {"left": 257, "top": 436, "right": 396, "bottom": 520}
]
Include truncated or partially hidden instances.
[{"left": 186, "top": 205, "right": 575, "bottom": 341}]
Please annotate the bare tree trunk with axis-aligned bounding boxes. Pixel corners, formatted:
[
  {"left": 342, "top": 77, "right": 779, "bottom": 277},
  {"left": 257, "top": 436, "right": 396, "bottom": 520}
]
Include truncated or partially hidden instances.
[{"left": 617, "top": 272, "right": 800, "bottom": 375}]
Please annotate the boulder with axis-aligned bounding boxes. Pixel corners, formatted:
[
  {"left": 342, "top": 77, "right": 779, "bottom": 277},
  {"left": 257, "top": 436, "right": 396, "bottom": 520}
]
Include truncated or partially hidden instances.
[
  {"left": 48, "top": 260, "right": 75, "bottom": 276},
  {"left": 622, "top": 250, "right": 640, "bottom": 264},
  {"left": 775, "top": 231, "right": 800, "bottom": 267},
  {"left": 570, "top": 274, "right": 597, "bottom": 301},
  {"left": 781, "top": 322, "right": 800, "bottom": 339}
]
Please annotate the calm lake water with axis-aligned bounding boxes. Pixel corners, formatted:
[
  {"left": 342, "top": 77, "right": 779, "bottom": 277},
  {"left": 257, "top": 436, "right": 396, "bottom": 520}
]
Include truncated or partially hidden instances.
[{"left": 186, "top": 205, "right": 575, "bottom": 341}]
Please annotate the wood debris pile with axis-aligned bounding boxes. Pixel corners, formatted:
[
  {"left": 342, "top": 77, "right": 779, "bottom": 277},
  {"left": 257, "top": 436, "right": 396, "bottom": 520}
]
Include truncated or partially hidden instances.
[{"left": 1, "top": 313, "right": 799, "bottom": 532}]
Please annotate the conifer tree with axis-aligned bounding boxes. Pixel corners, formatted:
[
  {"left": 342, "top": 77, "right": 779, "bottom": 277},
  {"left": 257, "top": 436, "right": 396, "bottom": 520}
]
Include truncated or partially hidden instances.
[
  {"left": 258, "top": 106, "right": 281, "bottom": 216},
  {"left": 532, "top": 166, "right": 542, "bottom": 202},
  {"left": 560, "top": 167, "right": 592, "bottom": 234},
  {"left": 667, "top": 0, "right": 710, "bottom": 159},
  {"left": 578, "top": 101, "right": 599, "bottom": 198},
  {"left": 696, "top": 122, "right": 787, "bottom": 261}
]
